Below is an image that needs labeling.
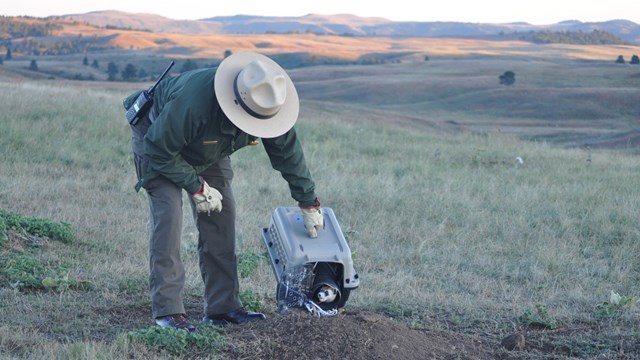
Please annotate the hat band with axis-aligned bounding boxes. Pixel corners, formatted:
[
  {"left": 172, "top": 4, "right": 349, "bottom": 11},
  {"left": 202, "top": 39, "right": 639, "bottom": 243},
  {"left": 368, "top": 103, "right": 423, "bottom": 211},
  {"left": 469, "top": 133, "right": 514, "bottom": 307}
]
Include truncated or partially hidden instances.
[{"left": 233, "top": 73, "right": 278, "bottom": 120}]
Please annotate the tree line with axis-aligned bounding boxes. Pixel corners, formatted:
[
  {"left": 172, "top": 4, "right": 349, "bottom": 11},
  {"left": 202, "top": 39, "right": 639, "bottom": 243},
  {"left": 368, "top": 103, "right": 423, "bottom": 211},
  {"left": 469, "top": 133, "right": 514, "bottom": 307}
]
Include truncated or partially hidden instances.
[
  {"left": 0, "top": 17, "right": 112, "bottom": 56},
  {"left": 530, "top": 29, "right": 627, "bottom": 45},
  {"left": 503, "top": 29, "right": 629, "bottom": 45},
  {"left": 0, "top": 16, "right": 62, "bottom": 39},
  {"left": 5, "top": 36, "right": 112, "bottom": 56},
  {"left": 107, "top": 58, "right": 203, "bottom": 81}
]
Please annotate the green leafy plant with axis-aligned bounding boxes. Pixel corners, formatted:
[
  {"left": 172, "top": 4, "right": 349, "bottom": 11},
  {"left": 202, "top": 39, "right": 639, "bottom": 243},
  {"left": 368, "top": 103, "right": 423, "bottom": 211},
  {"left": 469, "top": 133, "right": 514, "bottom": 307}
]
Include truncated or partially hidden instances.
[
  {"left": 0, "top": 252, "right": 92, "bottom": 291},
  {"left": 237, "top": 252, "right": 263, "bottom": 278},
  {"left": 128, "top": 325, "right": 225, "bottom": 356},
  {"left": 0, "top": 209, "right": 74, "bottom": 244},
  {"left": 240, "top": 289, "right": 265, "bottom": 313},
  {"left": 518, "top": 304, "right": 558, "bottom": 329},
  {"left": 1, "top": 253, "right": 45, "bottom": 288},
  {"left": 0, "top": 210, "right": 88, "bottom": 291},
  {"left": 594, "top": 291, "right": 636, "bottom": 318}
]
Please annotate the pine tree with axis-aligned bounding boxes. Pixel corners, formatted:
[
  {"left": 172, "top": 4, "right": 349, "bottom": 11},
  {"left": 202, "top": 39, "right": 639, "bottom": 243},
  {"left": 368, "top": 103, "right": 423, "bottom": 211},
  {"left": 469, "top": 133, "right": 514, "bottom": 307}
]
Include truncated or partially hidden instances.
[
  {"left": 121, "top": 63, "right": 138, "bottom": 81},
  {"left": 107, "top": 62, "right": 119, "bottom": 81},
  {"left": 499, "top": 71, "right": 515, "bottom": 86}
]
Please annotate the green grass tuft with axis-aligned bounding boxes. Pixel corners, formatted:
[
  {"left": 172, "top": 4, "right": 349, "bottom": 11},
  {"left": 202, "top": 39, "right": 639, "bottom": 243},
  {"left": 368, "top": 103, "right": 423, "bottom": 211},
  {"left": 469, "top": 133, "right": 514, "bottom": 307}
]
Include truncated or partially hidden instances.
[
  {"left": 0, "top": 209, "right": 74, "bottom": 244},
  {"left": 237, "top": 252, "right": 264, "bottom": 278},
  {"left": 594, "top": 291, "right": 637, "bottom": 318},
  {"left": 240, "top": 289, "right": 267, "bottom": 313},
  {"left": 518, "top": 304, "right": 559, "bottom": 330}
]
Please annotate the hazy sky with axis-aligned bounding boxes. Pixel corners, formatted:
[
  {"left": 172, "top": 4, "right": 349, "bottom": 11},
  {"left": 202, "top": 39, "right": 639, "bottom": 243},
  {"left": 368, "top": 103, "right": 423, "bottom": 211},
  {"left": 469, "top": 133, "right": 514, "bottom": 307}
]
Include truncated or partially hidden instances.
[{"left": 3, "top": 0, "right": 639, "bottom": 25}]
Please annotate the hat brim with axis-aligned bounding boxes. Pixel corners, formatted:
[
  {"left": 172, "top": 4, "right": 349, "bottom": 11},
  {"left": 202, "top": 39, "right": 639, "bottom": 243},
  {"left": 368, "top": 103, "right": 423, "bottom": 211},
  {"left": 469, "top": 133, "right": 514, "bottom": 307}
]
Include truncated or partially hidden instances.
[{"left": 215, "top": 52, "right": 299, "bottom": 138}]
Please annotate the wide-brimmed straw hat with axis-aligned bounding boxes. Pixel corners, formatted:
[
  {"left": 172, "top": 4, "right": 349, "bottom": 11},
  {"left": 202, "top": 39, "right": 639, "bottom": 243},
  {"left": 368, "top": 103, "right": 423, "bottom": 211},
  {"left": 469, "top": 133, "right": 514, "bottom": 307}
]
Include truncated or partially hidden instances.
[{"left": 214, "top": 52, "right": 299, "bottom": 138}]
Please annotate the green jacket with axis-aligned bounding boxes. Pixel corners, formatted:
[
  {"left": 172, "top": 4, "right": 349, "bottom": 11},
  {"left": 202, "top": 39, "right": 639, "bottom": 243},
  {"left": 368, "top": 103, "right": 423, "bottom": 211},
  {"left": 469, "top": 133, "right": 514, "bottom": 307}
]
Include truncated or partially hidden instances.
[{"left": 124, "top": 67, "right": 317, "bottom": 206}]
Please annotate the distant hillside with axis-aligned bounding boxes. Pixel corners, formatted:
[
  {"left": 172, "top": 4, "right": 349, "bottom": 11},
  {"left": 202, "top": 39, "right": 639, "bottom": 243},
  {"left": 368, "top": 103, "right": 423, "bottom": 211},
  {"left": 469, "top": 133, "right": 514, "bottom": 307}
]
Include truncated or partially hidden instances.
[
  {"left": 2, "top": 14, "right": 638, "bottom": 69},
  {"left": 62, "top": 10, "right": 222, "bottom": 34},
  {"left": 60, "top": 11, "right": 640, "bottom": 43},
  {"left": 204, "top": 13, "right": 390, "bottom": 36}
]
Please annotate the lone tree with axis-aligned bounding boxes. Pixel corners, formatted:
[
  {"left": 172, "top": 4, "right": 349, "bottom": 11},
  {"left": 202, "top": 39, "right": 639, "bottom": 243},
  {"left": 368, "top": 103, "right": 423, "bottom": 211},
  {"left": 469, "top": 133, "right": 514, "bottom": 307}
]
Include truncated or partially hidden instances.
[
  {"left": 224, "top": 50, "right": 233, "bottom": 58},
  {"left": 615, "top": 55, "right": 625, "bottom": 64},
  {"left": 121, "top": 63, "right": 138, "bottom": 81},
  {"left": 107, "top": 62, "right": 119, "bottom": 81},
  {"left": 630, "top": 55, "right": 639, "bottom": 64},
  {"left": 6, "top": 48, "right": 12, "bottom": 60},
  {"left": 499, "top": 71, "right": 515, "bottom": 86},
  {"left": 29, "top": 59, "right": 38, "bottom": 71}
]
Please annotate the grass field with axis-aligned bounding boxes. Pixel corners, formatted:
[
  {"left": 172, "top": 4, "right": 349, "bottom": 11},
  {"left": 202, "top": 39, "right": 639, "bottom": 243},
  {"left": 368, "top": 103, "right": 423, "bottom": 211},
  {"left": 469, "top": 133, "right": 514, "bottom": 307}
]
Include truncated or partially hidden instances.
[
  {"left": 291, "top": 57, "right": 640, "bottom": 150},
  {"left": 1, "top": 56, "right": 639, "bottom": 359}
]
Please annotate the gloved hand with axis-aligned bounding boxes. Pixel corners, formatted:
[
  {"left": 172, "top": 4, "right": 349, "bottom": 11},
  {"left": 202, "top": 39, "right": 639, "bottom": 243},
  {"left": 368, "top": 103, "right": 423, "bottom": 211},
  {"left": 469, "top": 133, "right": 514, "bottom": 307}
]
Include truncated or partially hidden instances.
[
  {"left": 300, "top": 198, "right": 324, "bottom": 238},
  {"left": 192, "top": 181, "right": 223, "bottom": 214}
]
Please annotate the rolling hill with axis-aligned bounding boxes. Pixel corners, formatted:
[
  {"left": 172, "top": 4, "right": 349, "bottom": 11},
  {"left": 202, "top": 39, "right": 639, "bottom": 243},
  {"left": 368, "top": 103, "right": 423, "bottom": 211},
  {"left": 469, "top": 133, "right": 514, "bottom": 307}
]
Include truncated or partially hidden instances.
[
  {"left": 3, "top": 14, "right": 639, "bottom": 65},
  {"left": 60, "top": 11, "right": 640, "bottom": 43}
]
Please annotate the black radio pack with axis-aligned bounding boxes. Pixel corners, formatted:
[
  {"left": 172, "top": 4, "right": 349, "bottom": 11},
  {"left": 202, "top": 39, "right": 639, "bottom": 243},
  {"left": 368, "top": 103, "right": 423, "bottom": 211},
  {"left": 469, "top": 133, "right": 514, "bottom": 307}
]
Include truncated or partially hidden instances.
[{"left": 125, "top": 61, "right": 175, "bottom": 125}]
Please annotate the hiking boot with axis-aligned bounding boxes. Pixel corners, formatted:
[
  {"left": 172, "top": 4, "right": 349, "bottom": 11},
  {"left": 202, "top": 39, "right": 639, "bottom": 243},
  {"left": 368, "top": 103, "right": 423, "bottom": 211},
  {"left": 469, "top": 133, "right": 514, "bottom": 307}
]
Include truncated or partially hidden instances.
[
  {"left": 202, "top": 309, "right": 266, "bottom": 326},
  {"left": 155, "top": 314, "right": 197, "bottom": 332}
]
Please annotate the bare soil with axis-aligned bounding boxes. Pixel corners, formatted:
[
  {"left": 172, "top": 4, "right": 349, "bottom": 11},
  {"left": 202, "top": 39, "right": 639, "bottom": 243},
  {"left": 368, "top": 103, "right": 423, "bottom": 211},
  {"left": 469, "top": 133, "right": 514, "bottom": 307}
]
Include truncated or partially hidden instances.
[
  {"left": 180, "top": 306, "right": 639, "bottom": 360},
  {"left": 216, "top": 309, "right": 494, "bottom": 360}
]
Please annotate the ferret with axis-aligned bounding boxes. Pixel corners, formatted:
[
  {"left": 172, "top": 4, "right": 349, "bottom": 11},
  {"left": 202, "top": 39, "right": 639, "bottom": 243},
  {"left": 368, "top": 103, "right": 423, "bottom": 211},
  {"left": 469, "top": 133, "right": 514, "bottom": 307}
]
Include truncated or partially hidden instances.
[{"left": 316, "top": 284, "right": 338, "bottom": 303}]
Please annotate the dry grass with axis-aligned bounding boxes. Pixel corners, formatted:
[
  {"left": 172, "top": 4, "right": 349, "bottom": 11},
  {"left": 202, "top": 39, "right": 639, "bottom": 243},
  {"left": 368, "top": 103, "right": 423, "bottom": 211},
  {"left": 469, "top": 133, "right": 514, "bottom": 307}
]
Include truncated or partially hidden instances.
[
  {"left": 101, "top": 33, "right": 640, "bottom": 61},
  {"left": 289, "top": 58, "right": 640, "bottom": 153},
  {"left": 1, "top": 57, "right": 639, "bottom": 358}
]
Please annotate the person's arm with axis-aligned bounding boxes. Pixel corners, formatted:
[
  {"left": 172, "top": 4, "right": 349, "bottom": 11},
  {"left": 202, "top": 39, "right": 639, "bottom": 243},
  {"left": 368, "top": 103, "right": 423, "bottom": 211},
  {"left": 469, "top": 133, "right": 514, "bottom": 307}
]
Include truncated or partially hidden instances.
[
  {"left": 144, "top": 97, "right": 203, "bottom": 194},
  {"left": 261, "top": 127, "right": 317, "bottom": 206},
  {"left": 262, "top": 128, "right": 323, "bottom": 238}
]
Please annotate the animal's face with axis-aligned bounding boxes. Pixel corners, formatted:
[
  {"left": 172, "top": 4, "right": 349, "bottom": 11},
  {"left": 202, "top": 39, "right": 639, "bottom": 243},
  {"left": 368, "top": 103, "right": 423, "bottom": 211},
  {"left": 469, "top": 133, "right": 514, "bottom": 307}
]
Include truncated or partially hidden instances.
[{"left": 317, "top": 285, "right": 337, "bottom": 303}]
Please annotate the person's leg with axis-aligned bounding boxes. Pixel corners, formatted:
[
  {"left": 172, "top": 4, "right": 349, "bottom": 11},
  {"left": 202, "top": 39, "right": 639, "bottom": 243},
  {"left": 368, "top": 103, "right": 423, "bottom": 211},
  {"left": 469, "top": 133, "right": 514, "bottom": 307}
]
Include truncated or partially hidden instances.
[
  {"left": 193, "top": 157, "right": 266, "bottom": 325},
  {"left": 131, "top": 116, "right": 187, "bottom": 320},
  {"left": 146, "top": 176, "right": 186, "bottom": 319},
  {"left": 146, "top": 179, "right": 196, "bottom": 332},
  {"left": 191, "top": 157, "right": 243, "bottom": 316}
]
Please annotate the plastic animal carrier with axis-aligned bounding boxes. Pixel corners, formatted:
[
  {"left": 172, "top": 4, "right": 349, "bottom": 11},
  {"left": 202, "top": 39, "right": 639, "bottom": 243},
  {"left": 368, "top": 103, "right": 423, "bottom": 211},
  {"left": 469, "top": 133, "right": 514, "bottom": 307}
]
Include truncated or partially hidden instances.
[{"left": 262, "top": 207, "right": 359, "bottom": 313}]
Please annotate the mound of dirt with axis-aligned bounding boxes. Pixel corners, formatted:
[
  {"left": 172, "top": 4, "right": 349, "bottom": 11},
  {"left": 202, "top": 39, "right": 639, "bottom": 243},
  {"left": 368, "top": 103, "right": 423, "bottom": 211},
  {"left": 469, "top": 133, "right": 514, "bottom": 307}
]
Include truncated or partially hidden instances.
[{"left": 215, "top": 310, "right": 497, "bottom": 360}]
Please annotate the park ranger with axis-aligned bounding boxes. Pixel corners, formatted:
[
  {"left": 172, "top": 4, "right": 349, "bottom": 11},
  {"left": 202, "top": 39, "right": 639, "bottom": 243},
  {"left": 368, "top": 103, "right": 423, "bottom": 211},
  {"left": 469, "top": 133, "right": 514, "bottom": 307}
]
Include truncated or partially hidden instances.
[{"left": 125, "top": 52, "right": 324, "bottom": 332}]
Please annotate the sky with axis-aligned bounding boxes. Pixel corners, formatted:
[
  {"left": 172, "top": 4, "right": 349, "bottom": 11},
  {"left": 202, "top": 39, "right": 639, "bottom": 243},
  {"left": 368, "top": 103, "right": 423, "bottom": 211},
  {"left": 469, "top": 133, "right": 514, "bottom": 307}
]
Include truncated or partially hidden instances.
[{"left": 3, "top": 0, "right": 640, "bottom": 25}]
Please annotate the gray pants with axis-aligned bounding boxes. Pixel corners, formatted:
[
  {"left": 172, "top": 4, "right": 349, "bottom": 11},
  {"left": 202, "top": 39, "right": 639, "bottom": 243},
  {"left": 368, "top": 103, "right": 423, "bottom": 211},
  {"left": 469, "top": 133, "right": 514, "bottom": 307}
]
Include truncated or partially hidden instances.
[{"left": 131, "top": 115, "right": 242, "bottom": 319}]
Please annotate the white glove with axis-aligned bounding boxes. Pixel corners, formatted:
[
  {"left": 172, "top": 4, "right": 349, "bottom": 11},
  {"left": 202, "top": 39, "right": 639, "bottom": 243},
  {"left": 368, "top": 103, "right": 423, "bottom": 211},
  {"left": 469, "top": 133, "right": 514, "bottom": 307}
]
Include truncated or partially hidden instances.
[
  {"left": 301, "top": 202, "right": 324, "bottom": 238},
  {"left": 192, "top": 181, "right": 223, "bottom": 214}
]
